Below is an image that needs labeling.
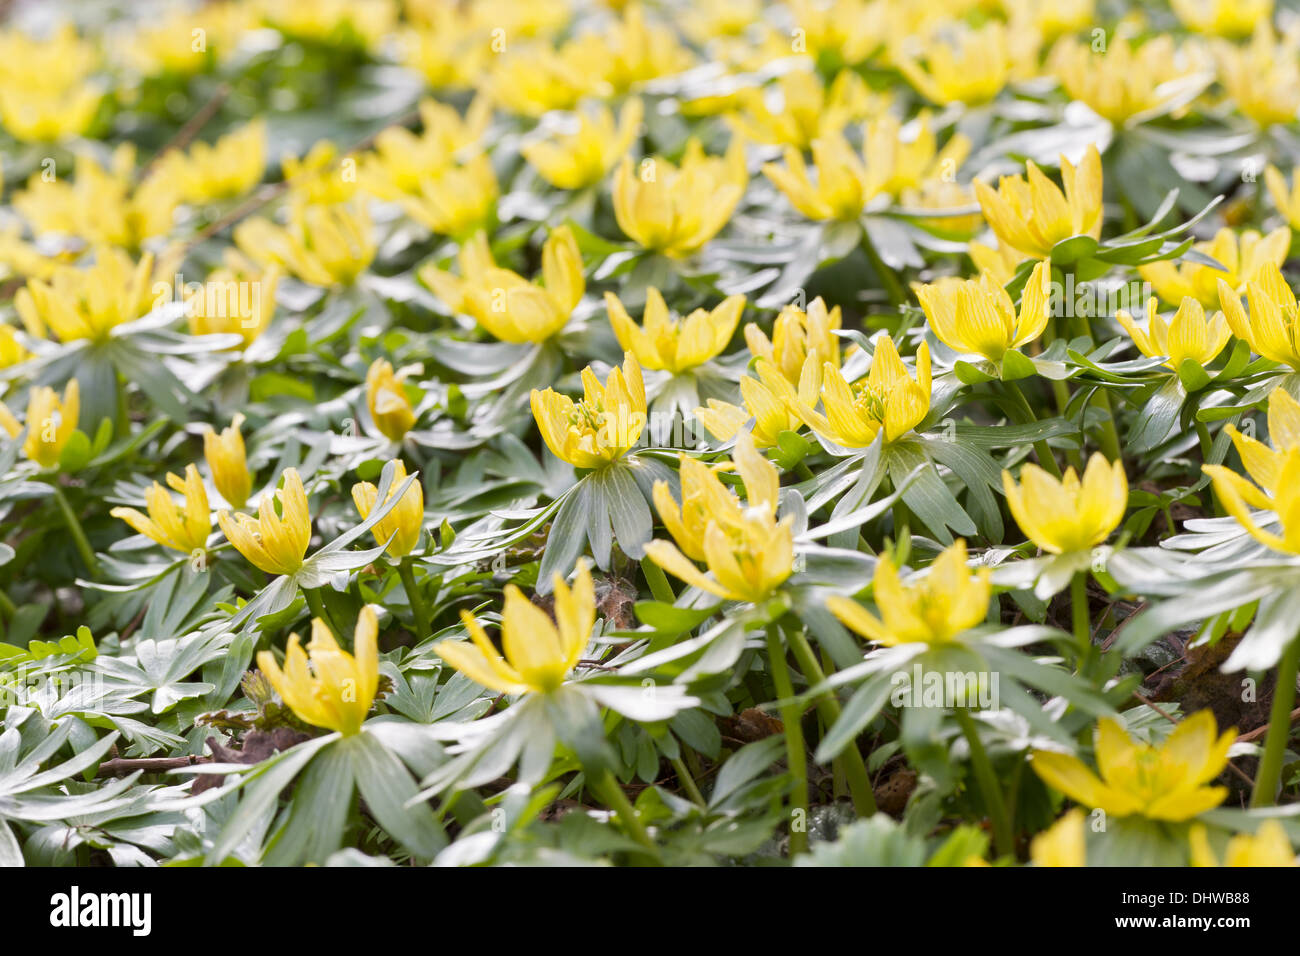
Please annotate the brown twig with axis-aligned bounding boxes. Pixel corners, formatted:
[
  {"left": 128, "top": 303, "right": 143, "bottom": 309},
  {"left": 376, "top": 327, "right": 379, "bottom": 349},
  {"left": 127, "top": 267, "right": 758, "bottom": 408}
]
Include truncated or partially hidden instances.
[{"left": 95, "top": 754, "right": 204, "bottom": 777}]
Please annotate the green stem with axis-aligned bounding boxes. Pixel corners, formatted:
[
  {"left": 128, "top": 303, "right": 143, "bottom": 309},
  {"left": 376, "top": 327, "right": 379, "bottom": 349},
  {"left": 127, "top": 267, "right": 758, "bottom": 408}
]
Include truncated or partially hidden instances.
[
  {"left": 784, "top": 624, "right": 877, "bottom": 816},
  {"left": 303, "top": 587, "right": 340, "bottom": 639},
  {"left": 669, "top": 756, "right": 706, "bottom": 808},
  {"left": 641, "top": 556, "right": 675, "bottom": 605},
  {"left": 1093, "top": 390, "right": 1123, "bottom": 463},
  {"left": 794, "top": 461, "right": 816, "bottom": 482},
  {"left": 766, "top": 627, "right": 809, "bottom": 856},
  {"left": 1251, "top": 635, "right": 1300, "bottom": 808},
  {"left": 51, "top": 485, "right": 98, "bottom": 578},
  {"left": 859, "top": 227, "right": 906, "bottom": 307},
  {"left": 1071, "top": 572, "right": 1091, "bottom": 667},
  {"left": 398, "top": 558, "right": 432, "bottom": 640},
  {"left": 588, "top": 767, "right": 658, "bottom": 861},
  {"left": 954, "top": 706, "right": 1014, "bottom": 859},
  {"left": 1003, "top": 380, "right": 1063, "bottom": 479},
  {"left": 1195, "top": 419, "right": 1214, "bottom": 460}
]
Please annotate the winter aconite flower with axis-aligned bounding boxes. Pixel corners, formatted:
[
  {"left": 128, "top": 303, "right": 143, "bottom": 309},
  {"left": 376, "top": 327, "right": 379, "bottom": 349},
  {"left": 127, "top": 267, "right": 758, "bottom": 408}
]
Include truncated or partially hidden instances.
[
  {"left": 974, "top": 144, "right": 1103, "bottom": 260},
  {"left": 793, "top": 335, "right": 931, "bottom": 448},
  {"left": 1003, "top": 453, "right": 1128, "bottom": 554},
  {"left": 695, "top": 359, "right": 809, "bottom": 447},
  {"left": 522, "top": 99, "right": 643, "bottom": 190},
  {"left": 352, "top": 459, "right": 424, "bottom": 558},
  {"left": 1189, "top": 820, "right": 1296, "bottom": 867},
  {"left": 744, "top": 297, "right": 843, "bottom": 383},
  {"left": 203, "top": 415, "right": 253, "bottom": 511},
  {"left": 914, "top": 260, "right": 1052, "bottom": 362},
  {"left": 422, "top": 227, "right": 584, "bottom": 344},
  {"left": 1217, "top": 263, "right": 1300, "bottom": 369},
  {"left": 1172, "top": 0, "right": 1272, "bottom": 38},
  {"left": 257, "top": 606, "right": 380, "bottom": 736},
  {"left": 0, "top": 380, "right": 79, "bottom": 468},
  {"left": 185, "top": 258, "right": 280, "bottom": 348},
  {"left": 612, "top": 137, "right": 747, "bottom": 257},
  {"left": 729, "top": 69, "right": 875, "bottom": 150},
  {"left": 644, "top": 433, "right": 793, "bottom": 602},
  {"left": 366, "top": 359, "right": 418, "bottom": 442},
  {"left": 1139, "top": 227, "right": 1289, "bottom": 309},
  {"left": 1265, "top": 164, "right": 1300, "bottom": 232},
  {"left": 436, "top": 562, "right": 595, "bottom": 695},
  {"left": 111, "top": 464, "right": 211, "bottom": 554},
  {"left": 1115, "top": 296, "right": 1232, "bottom": 370},
  {"left": 1203, "top": 389, "right": 1300, "bottom": 554},
  {"left": 1214, "top": 23, "right": 1300, "bottom": 128},
  {"left": 1030, "top": 809, "right": 1086, "bottom": 867},
  {"left": 15, "top": 249, "right": 156, "bottom": 343},
  {"left": 606, "top": 288, "right": 744, "bottom": 373},
  {"left": 162, "top": 119, "right": 267, "bottom": 202},
  {"left": 235, "top": 200, "right": 375, "bottom": 288},
  {"left": 1031, "top": 710, "right": 1234, "bottom": 821},
  {"left": 218, "top": 468, "right": 312, "bottom": 575},
  {"left": 895, "top": 21, "right": 1016, "bottom": 106},
  {"left": 828, "top": 540, "right": 991, "bottom": 647},
  {"left": 1049, "top": 35, "right": 1211, "bottom": 124},
  {"left": 531, "top": 353, "right": 647, "bottom": 469}
]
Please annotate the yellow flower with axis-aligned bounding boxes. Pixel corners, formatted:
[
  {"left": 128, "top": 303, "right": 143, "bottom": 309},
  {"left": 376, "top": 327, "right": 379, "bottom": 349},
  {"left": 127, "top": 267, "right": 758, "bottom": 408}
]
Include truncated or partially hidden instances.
[
  {"left": 1032, "top": 710, "right": 1234, "bottom": 821},
  {"left": 487, "top": 43, "right": 609, "bottom": 118},
  {"left": 399, "top": 16, "right": 486, "bottom": 91},
  {"left": 257, "top": 606, "right": 380, "bottom": 736},
  {"left": 644, "top": 433, "right": 793, "bottom": 602},
  {"left": 218, "top": 468, "right": 312, "bottom": 576},
  {"left": 360, "top": 97, "right": 491, "bottom": 197},
  {"left": 1189, "top": 820, "right": 1296, "bottom": 866},
  {"left": 968, "top": 240, "right": 1025, "bottom": 287},
  {"left": 0, "top": 379, "right": 79, "bottom": 469},
  {"left": 696, "top": 359, "right": 810, "bottom": 448},
  {"left": 110, "top": 463, "right": 211, "bottom": 554},
  {"left": 565, "top": 3, "right": 695, "bottom": 94},
  {"left": 729, "top": 69, "right": 877, "bottom": 150},
  {"left": 744, "top": 298, "right": 843, "bottom": 384},
  {"left": 203, "top": 414, "right": 253, "bottom": 511},
  {"left": 522, "top": 99, "right": 643, "bottom": 190},
  {"left": 763, "top": 114, "right": 969, "bottom": 221},
  {"left": 607, "top": 288, "right": 744, "bottom": 373},
  {"left": 1115, "top": 296, "right": 1232, "bottom": 370},
  {"left": 914, "top": 259, "right": 1052, "bottom": 362},
  {"left": 13, "top": 145, "right": 179, "bottom": 250},
  {"left": 793, "top": 334, "right": 932, "bottom": 448},
  {"left": 1217, "top": 262, "right": 1300, "bottom": 369},
  {"left": 1216, "top": 23, "right": 1300, "bottom": 127},
  {"left": 262, "top": 0, "right": 396, "bottom": 51},
  {"left": 1030, "top": 809, "right": 1087, "bottom": 867},
  {"left": 782, "top": 0, "right": 888, "bottom": 65},
  {"left": 531, "top": 352, "right": 647, "bottom": 469},
  {"left": 1265, "top": 164, "right": 1300, "bottom": 231},
  {"left": 613, "top": 137, "right": 747, "bottom": 257},
  {"left": 366, "top": 359, "right": 418, "bottom": 442},
  {"left": 281, "top": 141, "right": 359, "bottom": 205},
  {"left": 1139, "top": 227, "right": 1290, "bottom": 308},
  {"left": 186, "top": 258, "right": 280, "bottom": 348},
  {"left": 828, "top": 540, "right": 991, "bottom": 647},
  {"left": 895, "top": 21, "right": 1018, "bottom": 106},
  {"left": 235, "top": 200, "right": 375, "bottom": 287},
  {"left": 1003, "top": 452, "right": 1128, "bottom": 554},
  {"left": 0, "top": 25, "right": 102, "bottom": 143},
  {"left": 1002, "top": 0, "right": 1094, "bottom": 42},
  {"left": 1050, "top": 34, "right": 1212, "bottom": 125},
  {"left": 436, "top": 561, "right": 595, "bottom": 695},
  {"left": 163, "top": 119, "right": 267, "bottom": 202},
  {"left": 422, "top": 227, "right": 584, "bottom": 344},
  {"left": 1172, "top": 0, "right": 1272, "bottom": 38},
  {"left": 974, "top": 144, "right": 1103, "bottom": 260},
  {"left": 351, "top": 459, "right": 424, "bottom": 558},
  {"left": 0, "top": 325, "right": 29, "bottom": 368},
  {"left": 1204, "top": 389, "right": 1300, "bottom": 553},
  {"left": 15, "top": 248, "right": 156, "bottom": 343}
]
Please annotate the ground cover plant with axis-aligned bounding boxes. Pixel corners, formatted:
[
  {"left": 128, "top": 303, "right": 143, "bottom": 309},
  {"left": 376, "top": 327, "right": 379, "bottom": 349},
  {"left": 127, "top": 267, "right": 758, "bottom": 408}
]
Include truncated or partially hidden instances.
[{"left": 3, "top": 0, "right": 1300, "bottom": 868}]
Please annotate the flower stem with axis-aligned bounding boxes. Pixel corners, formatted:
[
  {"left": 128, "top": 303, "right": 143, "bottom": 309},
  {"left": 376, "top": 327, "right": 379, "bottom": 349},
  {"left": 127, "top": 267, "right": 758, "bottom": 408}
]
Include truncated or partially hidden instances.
[
  {"left": 1002, "top": 380, "right": 1062, "bottom": 479},
  {"left": 766, "top": 626, "right": 809, "bottom": 856},
  {"left": 783, "top": 623, "right": 877, "bottom": 816},
  {"left": 954, "top": 706, "right": 1014, "bottom": 859},
  {"left": 1071, "top": 572, "right": 1092, "bottom": 666},
  {"left": 1251, "top": 635, "right": 1300, "bottom": 808},
  {"left": 398, "top": 558, "right": 432, "bottom": 640},
  {"left": 1093, "top": 390, "right": 1123, "bottom": 463},
  {"left": 859, "top": 227, "right": 906, "bottom": 307},
  {"left": 669, "top": 756, "right": 706, "bottom": 808},
  {"left": 641, "top": 556, "right": 675, "bottom": 605},
  {"left": 588, "top": 767, "right": 659, "bottom": 861},
  {"left": 51, "top": 485, "right": 98, "bottom": 578},
  {"left": 303, "top": 587, "right": 340, "bottom": 639}
]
